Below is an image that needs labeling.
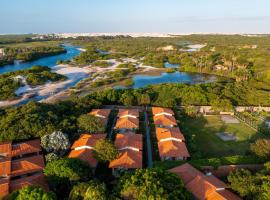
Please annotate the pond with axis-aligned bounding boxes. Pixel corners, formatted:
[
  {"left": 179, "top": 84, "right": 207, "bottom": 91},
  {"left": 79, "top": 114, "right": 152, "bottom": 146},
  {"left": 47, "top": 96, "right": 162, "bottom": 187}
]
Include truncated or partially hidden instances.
[
  {"left": 0, "top": 45, "right": 81, "bottom": 74},
  {"left": 132, "top": 71, "right": 218, "bottom": 88},
  {"left": 164, "top": 62, "right": 179, "bottom": 68}
]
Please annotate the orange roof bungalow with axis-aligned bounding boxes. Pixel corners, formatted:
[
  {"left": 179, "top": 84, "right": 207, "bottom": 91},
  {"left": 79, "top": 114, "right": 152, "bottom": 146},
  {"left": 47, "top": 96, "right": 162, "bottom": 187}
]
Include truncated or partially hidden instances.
[
  {"left": 89, "top": 109, "right": 111, "bottom": 126},
  {"left": 0, "top": 140, "right": 47, "bottom": 198},
  {"left": 169, "top": 163, "right": 241, "bottom": 200},
  {"left": 152, "top": 107, "right": 174, "bottom": 117},
  {"left": 118, "top": 109, "right": 139, "bottom": 118},
  {"left": 114, "top": 116, "right": 139, "bottom": 132},
  {"left": 158, "top": 140, "right": 190, "bottom": 161},
  {"left": 109, "top": 133, "right": 143, "bottom": 177},
  {"left": 68, "top": 134, "right": 106, "bottom": 171},
  {"left": 156, "top": 127, "right": 185, "bottom": 142},
  {"left": 153, "top": 114, "right": 177, "bottom": 128}
]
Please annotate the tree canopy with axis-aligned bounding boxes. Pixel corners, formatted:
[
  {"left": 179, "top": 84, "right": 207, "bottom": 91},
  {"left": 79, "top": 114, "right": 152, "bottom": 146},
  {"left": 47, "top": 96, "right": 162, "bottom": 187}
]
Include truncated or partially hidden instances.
[
  {"left": 77, "top": 114, "right": 105, "bottom": 133},
  {"left": 6, "top": 186, "right": 56, "bottom": 200},
  {"left": 116, "top": 168, "right": 191, "bottom": 200},
  {"left": 94, "top": 139, "right": 118, "bottom": 162}
]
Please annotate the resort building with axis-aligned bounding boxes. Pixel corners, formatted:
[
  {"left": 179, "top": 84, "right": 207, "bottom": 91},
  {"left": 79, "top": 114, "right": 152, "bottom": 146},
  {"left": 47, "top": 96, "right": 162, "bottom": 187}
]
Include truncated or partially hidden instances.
[
  {"left": 115, "top": 109, "right": 139, "bottom": 132},
  {"left": 68, "top": 134, "right": 106, "bottom": 172},
  {"left": 169, "top": 163, "right": 241, "bottom": 200},
  {"left": 152, "top": 107, "right": 174, "bottom": 117},
  {"left": 109, "top": 133, "right": 142, "bottom": 176},
  {"left": 89, "top": 109, "right": 111, "bottom": 126},
  {"left": 152, "top": 108, "right": 177, "bottom": 128},
  {"left": 0, "top": 139, "right": 48, "bottom": 198},
  {"left": 156, "top": 127, "right": 185, "bottom": 142},
  {"left": 153, "top": 115, "right": 177, "bottom": 127}
]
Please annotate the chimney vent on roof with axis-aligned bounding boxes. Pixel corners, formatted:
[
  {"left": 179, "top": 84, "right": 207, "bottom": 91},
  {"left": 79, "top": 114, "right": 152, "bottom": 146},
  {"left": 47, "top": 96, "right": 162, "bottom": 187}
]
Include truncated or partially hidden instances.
[{"left": 205, "top": 172, "right": 212, "bottom": 176}]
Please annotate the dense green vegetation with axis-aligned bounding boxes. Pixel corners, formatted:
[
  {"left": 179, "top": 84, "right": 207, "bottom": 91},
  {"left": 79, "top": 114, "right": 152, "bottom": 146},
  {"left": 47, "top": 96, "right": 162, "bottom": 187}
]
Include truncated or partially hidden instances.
[
  {"left": 6, "top": 186, "right": 56, "bottom": 200},
  {"left": 116, "top": 168, "right": 191, "bottom": 199},
  {"left": 228, "top": 162, "right": 270, "bottom": 199},
  {"left": 0, "top": 66, "right": 66, "bottom": 100}
]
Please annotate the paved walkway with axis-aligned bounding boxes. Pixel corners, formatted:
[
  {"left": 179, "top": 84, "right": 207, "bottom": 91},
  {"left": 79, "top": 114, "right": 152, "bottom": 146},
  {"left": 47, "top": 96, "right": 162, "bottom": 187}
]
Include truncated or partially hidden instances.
[{"left": 144, "top": 109, "right": 153, "bottom": 168}]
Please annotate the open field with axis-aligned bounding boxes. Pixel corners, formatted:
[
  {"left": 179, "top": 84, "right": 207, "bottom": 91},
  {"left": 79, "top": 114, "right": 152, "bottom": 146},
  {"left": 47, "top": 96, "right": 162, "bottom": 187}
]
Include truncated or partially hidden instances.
[{"left": 178, "top": 114, "right": 263, "bottom": 158}]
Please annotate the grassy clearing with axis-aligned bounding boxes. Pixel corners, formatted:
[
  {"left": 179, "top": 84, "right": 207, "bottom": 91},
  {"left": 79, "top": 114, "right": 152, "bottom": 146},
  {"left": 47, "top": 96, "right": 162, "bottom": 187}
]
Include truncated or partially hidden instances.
[{"left": 179, "top": 115, "right": 263, "bottom": 158}]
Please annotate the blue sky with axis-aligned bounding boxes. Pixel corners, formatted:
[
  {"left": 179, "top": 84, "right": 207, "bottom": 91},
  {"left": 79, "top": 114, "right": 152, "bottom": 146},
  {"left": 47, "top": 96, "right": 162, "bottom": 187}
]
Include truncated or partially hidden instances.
[{"left": 1, "top": 0, "right": 270, "bottom": 34}]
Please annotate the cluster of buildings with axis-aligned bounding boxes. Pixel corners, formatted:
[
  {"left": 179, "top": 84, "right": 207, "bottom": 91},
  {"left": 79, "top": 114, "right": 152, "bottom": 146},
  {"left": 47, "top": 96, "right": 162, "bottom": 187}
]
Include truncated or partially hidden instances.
[
  {"left": 68, "top": 108, "right": 143, "bottom": 176},
  {"left": 152, "top": 107, "right": 190, "bottom": 161},
  {"left": 170, "top": 163, "right": 241, "bottom": 200},
  {"left": 110, "top": 109, "right": 142, "bottom": 176},
  {"left": 0, "top": 139, "right": 47, "bottom": 198},
  {"left": 0, "top": 107, "right": 241, "bottom": 199},
  {"left": 68, "top": 109, "right": 111, "bottom": 173}
]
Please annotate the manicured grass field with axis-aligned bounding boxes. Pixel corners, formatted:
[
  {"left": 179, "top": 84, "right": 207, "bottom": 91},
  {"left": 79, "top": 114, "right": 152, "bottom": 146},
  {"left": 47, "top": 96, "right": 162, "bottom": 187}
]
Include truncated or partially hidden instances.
[{"left": 179, "top": 114, "right": 264, "bottom": 158}]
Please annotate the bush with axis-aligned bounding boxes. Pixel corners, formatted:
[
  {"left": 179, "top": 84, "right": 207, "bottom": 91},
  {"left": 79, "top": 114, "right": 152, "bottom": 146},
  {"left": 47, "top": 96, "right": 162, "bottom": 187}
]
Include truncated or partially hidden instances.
[{"left": 41, "top": 131, "right": 70, "bottom": 156}]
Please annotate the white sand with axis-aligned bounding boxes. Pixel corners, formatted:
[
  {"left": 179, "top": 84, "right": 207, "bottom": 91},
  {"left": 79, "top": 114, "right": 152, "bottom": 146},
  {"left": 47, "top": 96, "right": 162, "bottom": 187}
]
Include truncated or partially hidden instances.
[{"left": 0, "top": 65, "right": 91, "bottom": 107}]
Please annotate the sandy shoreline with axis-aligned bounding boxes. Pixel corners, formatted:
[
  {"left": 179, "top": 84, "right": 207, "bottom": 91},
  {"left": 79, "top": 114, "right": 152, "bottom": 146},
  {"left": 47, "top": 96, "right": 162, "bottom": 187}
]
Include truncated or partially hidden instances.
[{"left": 0, "top": 64, "right": 91, "bottom": 107}]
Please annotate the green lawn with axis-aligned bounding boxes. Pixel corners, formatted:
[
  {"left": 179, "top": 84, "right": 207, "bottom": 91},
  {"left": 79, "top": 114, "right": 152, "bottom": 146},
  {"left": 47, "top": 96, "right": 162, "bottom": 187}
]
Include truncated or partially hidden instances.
[{"left": 179, "top": 115, "right": 264, "bottom": 158}]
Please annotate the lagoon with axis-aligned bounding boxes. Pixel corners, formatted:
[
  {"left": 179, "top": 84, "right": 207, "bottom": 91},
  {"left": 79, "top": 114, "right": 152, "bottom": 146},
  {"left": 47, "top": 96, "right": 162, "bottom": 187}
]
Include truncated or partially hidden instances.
[
  {"left": 0, "top": 45, "right": 81, "bottom": 74},
  {"left": 132, "top": 71, "right": 218, "bottom": 88}
]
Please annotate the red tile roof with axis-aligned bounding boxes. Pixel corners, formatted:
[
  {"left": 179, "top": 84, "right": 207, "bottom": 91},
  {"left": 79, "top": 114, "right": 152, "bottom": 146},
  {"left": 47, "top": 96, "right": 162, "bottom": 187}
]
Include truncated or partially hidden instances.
[
  {"left": 153, "top": 115, "right": 177, "bottom": 127},
  {"left": 0, "top": 159, "right": 11, "bottom": 177},
  {"left": 156, "top": 127, "right": 185, "bottom": 142},
  {"left": 89, "top": 109, "right": 111, "bottom": 126},
  {"left": 11, "top": 139, "right": 41, "bottom": 158},
  {"left": 115, "top": 133, "right": 142, "bottom": 150},
  {"left": 169, "top": 163, "right": 241, "bottom": 200},
  {"left": 158, "top": 140, "right": 190, "bottom": 158},
  {"left": 90, "top": 109, "right": 111, "bottom": 118},
  {"left": 69, "top": 148, "right": 98, "bottom": 168},
  {"left": 109, "top": 149, "right": 142, "bottom": 169},
  {"left": 0, "top": 142, "right": 12, "bottom": 158},
  {"left": 118, "top": 109, "right": 139, "bottom": 118},
  {"left": 11, "top": 155, "right": 45, "bottom": 177},
  {"left": 71, "top": 134, "right": 106, "bottom": 149},
  {"left": 9, "top": 173, "right": 49, "bottom": 193},
  {"left": 0, "top": 180, "right": 9, "bottom": 198},
  {"left": 152, "top": 107, "right": 174, "bottom": 116},
  {"left": 115, "top": 117, "right": 139, "bottom": 129}
]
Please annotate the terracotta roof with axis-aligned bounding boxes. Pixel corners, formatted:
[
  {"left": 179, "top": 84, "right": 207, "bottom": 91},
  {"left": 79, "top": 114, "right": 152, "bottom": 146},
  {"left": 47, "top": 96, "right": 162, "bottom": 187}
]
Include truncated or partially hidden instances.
[
  {"left": 156, "top": 127, "right": 185, "bottom": 142},
  {"left": 0, "top": 159, "right": 11, "bottom": 177},
  {"left": 152, "top": 107, "right": 174, "bottom": 116},
  {"left": 118, "top": 109, "right": 139, "bottom": 118},
  {"left": 0, "top": 142, "right": 12, "bottom": 157},
  {"left": 89, "top": 109, "right": 111, "bottom": 126},
  {"left": 186, "top": 176, "right": 223, "bottom": 200},
  {"left": 169, "top": 164, "right": 241, "bottom": 200},
  {"left": 115, "top": 133, "right": 142, "bottom": 150},
  {"left": 69, "top": 148, "right": 98, "bottom": 168},
  {"left": 89, "top": 109, "right": 111, "bottom": 118},
  {"left": 153, "top": 115, "right": 177, "bottom": 126},
  {"left": 109, "top": 149, "right": 142, "bottom": 169},
  {"left": 9, "top": 173, "right": 49, "bottom": 193},
  {"left": 11, "top": 155, "right": 45, "bottom": 177},
  {"left": 115, "top": 117, "right": 139, "bottom": 129},
  {"left": 71, "top": 134, "right": 106, "bottom": 149},
  {"left": 158, "top": 140, "right": 190, "bottom": 158},
  {"left": 0, "top": 180, "right": 9, "bottom": 198},
  {"left": 217, "top": 189, "right": 242, "bottom": 200},
  {"left": 11, "top": 139, "right": 41, "bottom": 158}
]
